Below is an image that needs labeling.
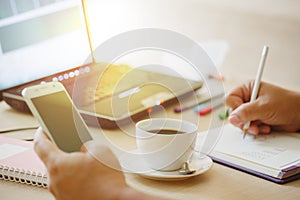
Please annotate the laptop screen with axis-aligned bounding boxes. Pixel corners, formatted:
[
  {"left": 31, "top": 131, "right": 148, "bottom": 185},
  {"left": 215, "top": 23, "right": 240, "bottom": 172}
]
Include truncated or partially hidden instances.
[{"left": 0, "top": 0, "right": 91, "bottom": 91}]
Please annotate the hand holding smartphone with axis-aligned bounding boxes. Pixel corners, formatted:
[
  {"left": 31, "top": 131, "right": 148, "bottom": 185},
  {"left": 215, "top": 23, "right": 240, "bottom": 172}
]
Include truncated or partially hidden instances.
[{"left": 22, "top": 82, "right": 92, "bottom": 152}]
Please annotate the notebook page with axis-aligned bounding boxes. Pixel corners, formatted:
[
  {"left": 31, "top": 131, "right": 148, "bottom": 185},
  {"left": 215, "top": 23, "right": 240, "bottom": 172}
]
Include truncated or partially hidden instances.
[
  {"left": 0, "top": 136, "right": 47, "bottom": 174},
  {"left": 214, "top": 124, "right": 300, "bottom": 170},
  {"left": 0, "top": 144, "right": 28, "bottom": 160}
]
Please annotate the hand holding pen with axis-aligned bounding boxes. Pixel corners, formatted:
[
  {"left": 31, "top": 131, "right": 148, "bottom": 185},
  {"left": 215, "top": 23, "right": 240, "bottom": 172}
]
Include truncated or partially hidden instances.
[
  {"left": 226, "top": 81, "right": 300, "bottom": 135},
  {"left": 225, "top": 48, "right": 300, "bottom": 135},
  {"left": 242, "top": 46, "right": 269, "bottom": 138}
]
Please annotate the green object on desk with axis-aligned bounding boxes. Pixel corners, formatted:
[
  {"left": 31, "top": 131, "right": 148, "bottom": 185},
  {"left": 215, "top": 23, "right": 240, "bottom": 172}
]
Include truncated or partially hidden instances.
[{"left": 218, "top": 108, "right": 229, "bottom": 120}]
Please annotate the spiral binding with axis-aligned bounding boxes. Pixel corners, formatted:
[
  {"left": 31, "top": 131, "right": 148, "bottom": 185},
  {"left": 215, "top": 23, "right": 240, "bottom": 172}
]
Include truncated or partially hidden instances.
[{"left": 0, "top": 164, "right": 48, "bottom": 188}]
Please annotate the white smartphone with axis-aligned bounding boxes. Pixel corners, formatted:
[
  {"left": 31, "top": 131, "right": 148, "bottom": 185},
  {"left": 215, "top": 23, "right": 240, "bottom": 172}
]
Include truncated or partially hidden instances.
[{"left": 22, "top": 82, "right": 92, "bottom": 152}]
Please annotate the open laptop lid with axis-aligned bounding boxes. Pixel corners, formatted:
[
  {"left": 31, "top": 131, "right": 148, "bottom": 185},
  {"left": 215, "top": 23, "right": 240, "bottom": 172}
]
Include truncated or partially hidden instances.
[
  {"left": 0, "top": 1, "right": 205, "bottom": 129},
  {"left": 0, "top": 0, "right": 92, "bottom": 100}
]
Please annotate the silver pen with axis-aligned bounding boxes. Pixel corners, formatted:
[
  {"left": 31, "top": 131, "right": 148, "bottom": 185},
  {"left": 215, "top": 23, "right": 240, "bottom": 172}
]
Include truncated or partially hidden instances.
[{"left": 243, "top": 45, "right": 269, "bottom": 139}]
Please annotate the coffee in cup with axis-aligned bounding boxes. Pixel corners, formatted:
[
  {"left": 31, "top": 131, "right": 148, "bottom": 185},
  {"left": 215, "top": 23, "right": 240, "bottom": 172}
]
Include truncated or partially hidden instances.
[{"left": 136, "top": 118, "right": 198, "bottom": 171}]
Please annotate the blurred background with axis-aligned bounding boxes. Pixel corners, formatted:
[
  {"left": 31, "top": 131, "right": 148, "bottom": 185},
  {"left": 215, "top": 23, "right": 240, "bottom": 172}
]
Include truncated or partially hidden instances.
[
  {"left": 85, "top": 0, "right": 300, "bottom": 91},
  {"left": 1, "top": 0, "right": 299, "bottom": 91}
]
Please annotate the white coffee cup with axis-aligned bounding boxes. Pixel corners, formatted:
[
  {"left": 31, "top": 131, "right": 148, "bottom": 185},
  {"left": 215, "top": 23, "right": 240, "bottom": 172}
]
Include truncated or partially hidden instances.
[{"left": 136, "top": 118, "right": 198, "bottom": 171}]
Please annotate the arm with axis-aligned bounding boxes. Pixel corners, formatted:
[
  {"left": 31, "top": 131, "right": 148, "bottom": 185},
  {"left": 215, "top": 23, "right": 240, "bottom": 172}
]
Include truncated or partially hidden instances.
[
  {"left": 225, "top": 81, "right": 300, "bottom": 135},
  {"left": 34, "top": 128, "right": 169, "bottom": 200}
]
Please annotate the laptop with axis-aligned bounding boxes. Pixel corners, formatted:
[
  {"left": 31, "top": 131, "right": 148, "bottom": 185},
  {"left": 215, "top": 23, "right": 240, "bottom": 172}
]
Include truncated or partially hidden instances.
[{"left": 0, "top": 0, "right": 203, "bottom": 129}]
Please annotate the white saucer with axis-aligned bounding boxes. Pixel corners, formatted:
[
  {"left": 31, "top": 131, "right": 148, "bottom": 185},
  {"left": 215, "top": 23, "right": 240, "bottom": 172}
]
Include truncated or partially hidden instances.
[{"left": 119, "top": 150, "right": 213, "bottom": 181}]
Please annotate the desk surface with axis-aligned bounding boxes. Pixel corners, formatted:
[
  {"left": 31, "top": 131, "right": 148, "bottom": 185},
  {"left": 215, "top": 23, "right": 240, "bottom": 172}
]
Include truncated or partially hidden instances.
[
  {"left": 1, "top": 95, "right": 300, "bottom": 200},
  {"left": 1, "top": 0, "right": 300, "bottom": 199}
]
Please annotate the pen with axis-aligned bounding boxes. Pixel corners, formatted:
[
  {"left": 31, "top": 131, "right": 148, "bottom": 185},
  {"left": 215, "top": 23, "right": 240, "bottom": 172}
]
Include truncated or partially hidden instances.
[
  {"left": 198, "top": 102, "right": 223, "bottom": 116},
  {"left": 194, "top": 102, "right": 211, "bottom": 113},
  {"left": 242, "top": 45, "right": 269, "bottom": 138}
]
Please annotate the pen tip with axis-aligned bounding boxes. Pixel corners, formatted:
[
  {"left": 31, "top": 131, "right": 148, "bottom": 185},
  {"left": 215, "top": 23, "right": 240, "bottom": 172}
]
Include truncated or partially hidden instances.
[{"left": 242, "top": 129, "right": 248, "bottom": 139}]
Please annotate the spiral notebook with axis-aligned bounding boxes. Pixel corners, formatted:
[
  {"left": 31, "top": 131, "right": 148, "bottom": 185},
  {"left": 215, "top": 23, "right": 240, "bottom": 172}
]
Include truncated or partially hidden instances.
[{"left": 0, "top": 136, "right": 48, "bottom": 188}]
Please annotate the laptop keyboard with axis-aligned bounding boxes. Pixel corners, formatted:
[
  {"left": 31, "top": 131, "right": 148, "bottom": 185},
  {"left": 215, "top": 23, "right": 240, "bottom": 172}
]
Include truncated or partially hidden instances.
[
  {"left": 3, "top": 63, "right": 132, "bottom": 104},
  {"left": 75, "top": 64, "right": 133, "bottom": 106}
]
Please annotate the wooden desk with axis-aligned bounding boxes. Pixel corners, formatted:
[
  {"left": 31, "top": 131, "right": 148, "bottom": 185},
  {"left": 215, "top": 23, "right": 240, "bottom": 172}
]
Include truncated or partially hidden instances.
[{"left": 0, "top": 96, "right": 299, "bottom": 200}]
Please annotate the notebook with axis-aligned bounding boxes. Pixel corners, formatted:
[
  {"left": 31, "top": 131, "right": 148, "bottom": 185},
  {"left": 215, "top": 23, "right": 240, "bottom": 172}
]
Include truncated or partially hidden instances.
[
  {"left": 0, "top": 136, "right": 48, "bottom": 188},
  {"left": 0, "top": 0, "right": 203, "bottom": 129},
  {"left": 203, "top": 124, "right": 300, "bottom": 184}
]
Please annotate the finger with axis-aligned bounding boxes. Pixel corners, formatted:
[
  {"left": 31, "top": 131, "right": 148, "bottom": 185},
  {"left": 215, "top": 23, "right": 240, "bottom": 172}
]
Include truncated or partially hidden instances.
[
  {"left": 228, "top": 115, "right": 260, "bottom": 135},
  {"left": 225, "top": 93, "right": 244, "bottom": 111},
  {"left": 80, "top": 143, "right": 88, "bottom": 153},
  {"left": 259, "top": 125, "right": 271, "bottom": 134},
  {"left": 248, "top": 124, "right": 271, "bottom": 135},
  {"left": 82, "top": 141, "right": 122, "bottom": 171},
  {"left": 229, "top": 100, "right": 264, "bottom": 125},
  {"left": 34, "top": 127, "right": 63, "bottom": 167},
  {"left": 228, "top": 113, "right": 244, "bottom": 127},
  {"left": 250, "top": 121, "right": 271, "bottom": 134},
  {"left": 225, "top": 81, "right": 253, "bottom": 110},
  {"left": 229, "top": 112, "right": 269, "bottom": 135},
  {"left": 247, "top": 125, "right": 259, "bottom": 135}
]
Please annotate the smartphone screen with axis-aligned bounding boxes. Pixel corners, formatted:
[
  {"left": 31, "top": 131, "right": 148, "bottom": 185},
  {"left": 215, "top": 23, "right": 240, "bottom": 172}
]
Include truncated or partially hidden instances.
[{"left": 31, "top": 90, "right": 92, "bottom": 152}]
